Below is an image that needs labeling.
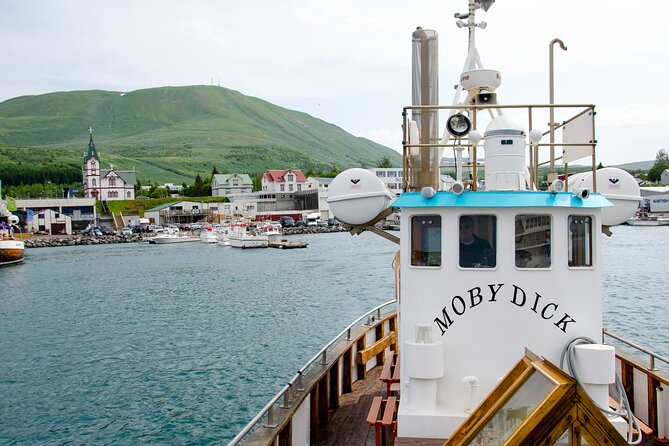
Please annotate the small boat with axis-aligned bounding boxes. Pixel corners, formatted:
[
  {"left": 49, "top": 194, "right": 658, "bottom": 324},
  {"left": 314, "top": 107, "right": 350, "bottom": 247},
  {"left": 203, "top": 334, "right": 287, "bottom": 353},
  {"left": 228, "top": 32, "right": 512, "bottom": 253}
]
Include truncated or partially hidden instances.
[
  {"left": 231, "top": 2, "right": 667, "bottom": 445},
  {"left": 229, "top": 222, "right": 268, "bottom": 249},
  {"left": 199, "top": 225, "right": 219, "bottom": 243},
  {"left": 256, "top": 221, "right": 283, "bottom": 242},
  {"left": 626, "top": 212, "right": 669, "bottom": 226},
  {"left": 0, "top": 198, "right": 25, "bottom": 266},
  {"left": 144, "top": 227, "right": 198, "bottom": 244}
]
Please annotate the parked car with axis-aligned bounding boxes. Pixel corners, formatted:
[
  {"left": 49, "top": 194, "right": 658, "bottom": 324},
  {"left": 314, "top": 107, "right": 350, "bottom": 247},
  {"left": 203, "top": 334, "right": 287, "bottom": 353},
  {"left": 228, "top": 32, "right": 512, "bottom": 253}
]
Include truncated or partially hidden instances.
[
  {"left": 121, "top": 227, "right": 133, "bottom": 236},
  {"left": 327, "top": 218, "right": 338, "bottom": 226},
  {"left": 83, "top": 227, "right": 102, "bottom": 237},
  {"left": 99, "top": 226, "right": 115, "bottom": 235},
  {"left": 279, "top": 216, "right": 295, "bottom": 227},
  {"left": 153, "top": 225, "right": 165, "bottom": 233},
  {"left": 317, "top": 219, "right": 328, "bottom": 227},
  {"left": 295, "top": 219, "right": 307, "bottom": 227}
]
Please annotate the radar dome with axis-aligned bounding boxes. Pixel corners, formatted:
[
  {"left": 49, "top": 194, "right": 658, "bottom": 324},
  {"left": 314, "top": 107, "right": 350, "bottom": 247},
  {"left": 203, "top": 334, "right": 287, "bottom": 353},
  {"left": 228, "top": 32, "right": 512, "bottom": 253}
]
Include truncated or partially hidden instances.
[{"left": 327, "top": 168, "right": 395, "bottom": 225}]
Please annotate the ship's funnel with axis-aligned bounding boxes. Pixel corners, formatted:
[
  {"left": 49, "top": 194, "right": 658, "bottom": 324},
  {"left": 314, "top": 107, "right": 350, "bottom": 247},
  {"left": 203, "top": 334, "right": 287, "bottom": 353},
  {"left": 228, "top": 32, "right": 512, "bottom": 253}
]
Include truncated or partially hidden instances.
[{"left": 409, "top": 28, "right": 440, "bottom": 191}]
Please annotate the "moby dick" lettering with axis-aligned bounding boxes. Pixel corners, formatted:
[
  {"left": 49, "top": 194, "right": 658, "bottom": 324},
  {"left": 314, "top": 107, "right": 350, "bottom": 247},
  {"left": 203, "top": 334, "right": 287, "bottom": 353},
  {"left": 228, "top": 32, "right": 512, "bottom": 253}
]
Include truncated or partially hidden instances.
[{"left": 433, "top": 283, "right": 576, "bottom": 335}]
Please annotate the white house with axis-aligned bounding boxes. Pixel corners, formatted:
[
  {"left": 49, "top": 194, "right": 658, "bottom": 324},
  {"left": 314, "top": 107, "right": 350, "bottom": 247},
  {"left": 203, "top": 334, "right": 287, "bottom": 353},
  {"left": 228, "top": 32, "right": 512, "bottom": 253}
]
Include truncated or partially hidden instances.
[
  {"left": 661, "top": 169, "right": 669, "bottom": 185},
  {"left": 212, "top": 174, "right": 253, "bottom": 197},
  {"left": 305, "top": 177, "right": 333, "bottom": 220},
  {"left": 82, "top": 128, "right": 136, "bottom": 201},
  {"left": 27, "top": 209, "right": 73, "bottom": 235},
  {"left": 261, "top": 169, "right": 307, "bottom": 193}
]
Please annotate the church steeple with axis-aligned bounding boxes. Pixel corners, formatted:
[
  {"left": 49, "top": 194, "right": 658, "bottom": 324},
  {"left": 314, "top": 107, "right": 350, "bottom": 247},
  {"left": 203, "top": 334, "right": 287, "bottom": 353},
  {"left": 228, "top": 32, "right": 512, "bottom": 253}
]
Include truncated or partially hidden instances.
[{"left": 84, "top": 126, "right": 100, "bottom": 163}]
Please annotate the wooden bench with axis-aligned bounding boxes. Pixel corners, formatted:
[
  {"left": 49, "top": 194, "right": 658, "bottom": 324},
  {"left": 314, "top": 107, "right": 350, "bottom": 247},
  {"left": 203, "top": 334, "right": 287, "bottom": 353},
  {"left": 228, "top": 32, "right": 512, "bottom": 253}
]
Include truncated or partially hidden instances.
[
  {"left": 367, "top": 395, "right": 398, "bottom": 446},
  {"left": 380, "top": 351, "right": 400, "bottom": 397}
]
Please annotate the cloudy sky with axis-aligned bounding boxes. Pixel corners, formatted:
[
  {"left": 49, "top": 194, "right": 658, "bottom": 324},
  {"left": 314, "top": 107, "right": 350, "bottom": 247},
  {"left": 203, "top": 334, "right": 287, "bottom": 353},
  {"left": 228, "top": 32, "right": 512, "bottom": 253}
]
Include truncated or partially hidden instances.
[{"left": 1, "top": 0, "right": 667, "bottom": 165}]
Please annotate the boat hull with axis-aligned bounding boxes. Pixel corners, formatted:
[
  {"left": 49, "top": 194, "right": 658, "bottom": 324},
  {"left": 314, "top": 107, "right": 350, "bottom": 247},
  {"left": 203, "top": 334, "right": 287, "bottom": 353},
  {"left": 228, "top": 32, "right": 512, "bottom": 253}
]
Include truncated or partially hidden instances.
[
  {"left": 626, "top": 218, "right": 669, "bottom": 226},
  {"left": 0, "top": 239, "right": 25, "bottom": 266},
  {"left": 229, "top": 235, "right": 268, "bottom": 249},
  {"left": 147, "top": 236, "right": 199, "bottom": 244}
]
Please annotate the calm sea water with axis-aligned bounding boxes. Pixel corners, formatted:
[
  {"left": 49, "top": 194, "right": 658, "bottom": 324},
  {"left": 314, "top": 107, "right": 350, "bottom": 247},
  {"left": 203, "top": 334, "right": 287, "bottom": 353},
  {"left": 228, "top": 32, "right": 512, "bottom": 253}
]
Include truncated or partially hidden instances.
[{"left": 1, "top": 228, "right": 667, "bottom": 445}]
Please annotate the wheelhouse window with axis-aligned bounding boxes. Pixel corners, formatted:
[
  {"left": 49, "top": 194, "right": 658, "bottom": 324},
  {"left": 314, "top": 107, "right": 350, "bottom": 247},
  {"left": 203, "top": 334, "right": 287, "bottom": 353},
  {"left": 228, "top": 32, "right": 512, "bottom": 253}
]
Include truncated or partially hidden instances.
[
  {"left": 459, "top": 215, "right": 496, "bottom": 268},
  {"left": 515, "top": 215, "right": 551, "bottom": 268},
  {"left": 411, "top": 215, "right": 441, "bottom": 267},
  {"left": 568, "top": 215, "right": 593, "bottom": 267}
]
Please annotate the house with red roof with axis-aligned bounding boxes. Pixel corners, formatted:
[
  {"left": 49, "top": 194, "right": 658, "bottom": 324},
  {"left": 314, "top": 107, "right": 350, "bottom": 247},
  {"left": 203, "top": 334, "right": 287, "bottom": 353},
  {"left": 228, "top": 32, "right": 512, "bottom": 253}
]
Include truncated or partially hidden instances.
[{"left": 261, "top": 169, "right": 307, "bottom": 193}]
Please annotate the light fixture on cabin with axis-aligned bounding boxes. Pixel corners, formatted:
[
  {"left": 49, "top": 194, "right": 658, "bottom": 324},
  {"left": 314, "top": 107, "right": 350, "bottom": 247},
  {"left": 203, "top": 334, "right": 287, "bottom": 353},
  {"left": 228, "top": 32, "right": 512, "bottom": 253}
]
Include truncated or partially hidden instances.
[{"left": 446, "top": 113, "right": 472, "bottom": 137}]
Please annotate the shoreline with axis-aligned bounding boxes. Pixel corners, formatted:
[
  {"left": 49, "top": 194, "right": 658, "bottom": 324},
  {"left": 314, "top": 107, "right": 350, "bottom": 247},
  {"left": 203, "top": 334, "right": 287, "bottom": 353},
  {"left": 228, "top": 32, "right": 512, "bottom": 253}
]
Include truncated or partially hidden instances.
[{"left": 24, "top": 226, "right": 350, "bottom": 248}]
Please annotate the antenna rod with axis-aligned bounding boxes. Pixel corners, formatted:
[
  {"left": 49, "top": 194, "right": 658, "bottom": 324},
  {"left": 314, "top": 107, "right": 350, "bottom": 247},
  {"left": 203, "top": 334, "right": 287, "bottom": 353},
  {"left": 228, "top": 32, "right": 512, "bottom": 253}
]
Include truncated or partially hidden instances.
[{"left": 549, "top": 38, "right": 567, "bottom": 185}]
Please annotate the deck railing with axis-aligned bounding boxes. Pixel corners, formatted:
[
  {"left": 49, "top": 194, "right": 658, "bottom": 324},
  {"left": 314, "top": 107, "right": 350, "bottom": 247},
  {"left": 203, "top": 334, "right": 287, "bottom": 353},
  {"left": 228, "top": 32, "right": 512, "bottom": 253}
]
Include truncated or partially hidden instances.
[
  {"left": 228, "top": 299, "right": 398, "bottom": 446},
  {"left": 603, "top": 328, "right": 669, "bottom": 440}
]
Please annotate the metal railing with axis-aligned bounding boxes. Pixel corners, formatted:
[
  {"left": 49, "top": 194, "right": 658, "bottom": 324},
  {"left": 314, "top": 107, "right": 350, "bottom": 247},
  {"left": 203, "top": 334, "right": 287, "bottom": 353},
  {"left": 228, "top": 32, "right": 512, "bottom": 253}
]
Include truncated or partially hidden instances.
[
  {"left": 603, "top": 328, "right": 669, "bottom": 371},
  {"left": 227, "top": 299, "right": 397, "bottom": 446}
]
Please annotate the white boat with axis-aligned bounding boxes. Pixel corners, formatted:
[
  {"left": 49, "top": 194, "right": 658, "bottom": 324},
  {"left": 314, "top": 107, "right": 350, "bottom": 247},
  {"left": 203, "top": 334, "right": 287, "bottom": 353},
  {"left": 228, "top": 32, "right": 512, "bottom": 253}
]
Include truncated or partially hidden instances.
[
  {"left": 626, "top": 214, "right": 669, "bottom": 226},
  {"left": 199, "top": 225, "right": 219, "bottom": 243},
  {"left": 0, "top": 197, "right": 25, "bottom": 266},
  {"left": 231, "top": 2, "right": 667, "bottom": 445},
  {"left": 255, "top": 221, "right": 282, "bottom": 241},
  {"left": 228, "top": 223, "right": 268, "bottom": 249},
  {"left": 145, "top": 227, "right": 198, "bottom": 244}
]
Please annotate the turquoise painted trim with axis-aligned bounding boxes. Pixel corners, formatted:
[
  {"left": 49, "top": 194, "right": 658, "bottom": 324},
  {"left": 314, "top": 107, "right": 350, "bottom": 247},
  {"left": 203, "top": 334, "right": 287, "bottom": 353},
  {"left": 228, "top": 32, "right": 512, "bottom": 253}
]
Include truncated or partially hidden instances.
[{"left": 391, "top": 191, "right": 612, "bottom": 209}]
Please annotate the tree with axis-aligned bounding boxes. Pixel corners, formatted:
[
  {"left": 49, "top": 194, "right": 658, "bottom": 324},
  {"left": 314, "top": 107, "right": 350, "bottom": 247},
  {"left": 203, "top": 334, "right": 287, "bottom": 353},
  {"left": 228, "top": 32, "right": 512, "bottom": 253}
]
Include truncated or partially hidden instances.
[
  {"left": 647, "top": 148, "right": 669, "bottom": 183},
  {"left": 377, "top": 156, "right": 393, "bottom": 168},
  {"left": 193, "top": 174, "right": 204, "bottom": 196}
]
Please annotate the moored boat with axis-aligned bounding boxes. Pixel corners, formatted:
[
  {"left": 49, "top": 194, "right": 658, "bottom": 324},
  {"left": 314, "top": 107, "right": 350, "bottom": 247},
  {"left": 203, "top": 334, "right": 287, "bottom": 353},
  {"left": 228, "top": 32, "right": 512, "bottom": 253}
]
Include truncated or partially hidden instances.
[
  {"left": 626, "top": 214, "right": 669, "bottom": 226},
  {"left": 230, "top": 1, "right": 668, "bottom": 445},
  {"left": 200, "top": 225, "right": 219, "bottom": 243},
  {"left": 229, "top": 223, "right": 268, "bottom": 249},
  {"left": 144, "top": 227, "right": 198, "bottom": 244},
  {"left": 0, "top": 197, "right": 25, "bottom": 266}
]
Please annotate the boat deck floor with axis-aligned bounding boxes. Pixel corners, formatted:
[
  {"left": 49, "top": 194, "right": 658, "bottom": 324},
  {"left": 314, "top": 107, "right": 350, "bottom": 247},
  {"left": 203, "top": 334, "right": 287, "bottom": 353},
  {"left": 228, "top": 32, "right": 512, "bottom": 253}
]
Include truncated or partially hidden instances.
[{"left": 316, "top": 366, "right": 445, "bottom": 446}]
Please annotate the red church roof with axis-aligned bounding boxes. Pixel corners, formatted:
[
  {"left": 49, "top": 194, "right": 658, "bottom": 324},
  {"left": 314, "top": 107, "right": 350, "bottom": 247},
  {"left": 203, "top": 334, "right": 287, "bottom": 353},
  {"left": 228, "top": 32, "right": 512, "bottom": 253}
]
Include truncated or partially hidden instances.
[{"left": 262, "top": 169, "right": 306, "bottom": 183}]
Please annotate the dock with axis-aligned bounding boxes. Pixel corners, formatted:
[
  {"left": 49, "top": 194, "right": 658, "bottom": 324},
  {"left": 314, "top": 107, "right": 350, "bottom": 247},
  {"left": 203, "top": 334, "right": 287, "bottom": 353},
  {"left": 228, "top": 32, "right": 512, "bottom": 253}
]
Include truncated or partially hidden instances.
[{"left": 268, "top": 239, "right": 308, "bottom": 249}]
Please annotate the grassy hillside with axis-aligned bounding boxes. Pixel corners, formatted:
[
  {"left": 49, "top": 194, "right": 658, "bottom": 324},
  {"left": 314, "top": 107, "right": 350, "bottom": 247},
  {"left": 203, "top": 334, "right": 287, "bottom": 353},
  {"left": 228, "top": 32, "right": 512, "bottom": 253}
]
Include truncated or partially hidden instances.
[{"left": 0, "top": 86, "right": 401, "bottom": 184}]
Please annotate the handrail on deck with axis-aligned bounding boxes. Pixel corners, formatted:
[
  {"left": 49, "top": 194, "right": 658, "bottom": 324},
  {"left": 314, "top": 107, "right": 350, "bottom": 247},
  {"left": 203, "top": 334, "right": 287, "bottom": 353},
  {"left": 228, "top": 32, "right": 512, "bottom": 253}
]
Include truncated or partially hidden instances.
[
  {"left": 603, "top": 328, "right": 669, "bottom": 372},
  {"left": 227, "top": 299, "right": 398, "bottom": 446}
]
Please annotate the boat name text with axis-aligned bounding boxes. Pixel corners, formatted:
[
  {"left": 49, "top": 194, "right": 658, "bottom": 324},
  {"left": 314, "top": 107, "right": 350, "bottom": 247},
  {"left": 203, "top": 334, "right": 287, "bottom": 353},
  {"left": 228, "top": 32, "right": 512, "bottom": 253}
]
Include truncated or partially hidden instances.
[{"left": 433, "top": 284, "right": 576, "bottom": 335}]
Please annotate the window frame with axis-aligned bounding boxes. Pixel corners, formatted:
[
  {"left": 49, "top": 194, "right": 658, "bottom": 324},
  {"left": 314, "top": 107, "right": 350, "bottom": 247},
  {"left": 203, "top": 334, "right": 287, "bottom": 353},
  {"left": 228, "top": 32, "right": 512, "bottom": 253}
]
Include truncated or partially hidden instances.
[{"left": 410, "top": 214, "right": 442, "bottom": 268}]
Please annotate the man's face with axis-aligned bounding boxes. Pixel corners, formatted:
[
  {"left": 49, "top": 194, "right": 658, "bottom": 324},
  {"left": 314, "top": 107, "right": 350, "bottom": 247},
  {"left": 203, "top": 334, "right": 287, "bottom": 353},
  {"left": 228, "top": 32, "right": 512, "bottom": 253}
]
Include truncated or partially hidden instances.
[{"left": 460, "top": 220, "right": 474, "bottom": 242}]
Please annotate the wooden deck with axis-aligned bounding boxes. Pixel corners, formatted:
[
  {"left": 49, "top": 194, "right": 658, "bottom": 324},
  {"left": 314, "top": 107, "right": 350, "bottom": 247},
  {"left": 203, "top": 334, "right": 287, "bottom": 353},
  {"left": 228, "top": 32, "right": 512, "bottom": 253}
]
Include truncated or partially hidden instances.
[{"left": 316, "top": 366, "right": 445, "bottom": 446}]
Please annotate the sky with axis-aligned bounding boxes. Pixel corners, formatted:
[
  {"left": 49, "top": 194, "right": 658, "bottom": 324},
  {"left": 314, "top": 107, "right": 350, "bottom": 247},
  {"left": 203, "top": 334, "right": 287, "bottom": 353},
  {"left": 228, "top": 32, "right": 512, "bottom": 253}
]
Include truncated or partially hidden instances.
[{"left": 1, "top": 0, "right": 668, "bottom": 166}]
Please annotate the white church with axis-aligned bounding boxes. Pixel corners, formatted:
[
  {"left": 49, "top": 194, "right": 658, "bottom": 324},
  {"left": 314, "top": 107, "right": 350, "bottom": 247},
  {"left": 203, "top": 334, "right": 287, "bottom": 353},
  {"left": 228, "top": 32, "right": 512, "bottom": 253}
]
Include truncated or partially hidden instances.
[{"left": 82, "top": 128, "right": 136, "bottom": 201}]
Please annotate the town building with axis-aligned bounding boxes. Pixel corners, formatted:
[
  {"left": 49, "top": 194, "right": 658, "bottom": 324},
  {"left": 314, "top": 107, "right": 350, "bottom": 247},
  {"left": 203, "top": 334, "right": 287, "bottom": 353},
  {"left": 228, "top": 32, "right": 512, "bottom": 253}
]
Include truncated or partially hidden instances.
[
  {"left": 367, "top": 167, "right": 404, "bottom": 195},
  {"left": 261, "top": 169, "right": 307, "bottom": 193},
  {"left": 14, "top": 198, "right": 97, "bottom": 232},
  {"left": 212, "top": 174, "right": 253, "bottom": 197},
  {"left": 661, "top": 169, "right": 669, "bottom": 185},
  {"left": 82, "top": 128, "right": 137, "bottom": 201}
]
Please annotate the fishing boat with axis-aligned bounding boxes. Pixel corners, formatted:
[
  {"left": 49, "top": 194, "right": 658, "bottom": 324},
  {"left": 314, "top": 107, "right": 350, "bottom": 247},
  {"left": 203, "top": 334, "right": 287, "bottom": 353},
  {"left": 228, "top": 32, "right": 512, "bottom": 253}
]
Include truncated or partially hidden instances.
[
  {"left": 0, "top": 198, "right": 25, "bottom": 266},
  {"left": 200, "top": 225, "right": 219, "bottom": 243},
  {"left": 256, "top": 221, "right": 283, "bottom": 242},
  {"left": 229, "top": 222, "right": 268, "bottom": 249},
  {"left": 230, "top": 1, "right": 668, "bottom": 445},
  {"left": 144, "top": 227, "right": 198, "bottom": 244}
]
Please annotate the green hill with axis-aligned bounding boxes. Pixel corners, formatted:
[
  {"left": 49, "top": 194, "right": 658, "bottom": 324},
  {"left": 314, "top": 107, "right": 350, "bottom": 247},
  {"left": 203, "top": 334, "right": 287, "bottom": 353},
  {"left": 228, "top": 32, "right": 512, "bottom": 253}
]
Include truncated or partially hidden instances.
[{"left": 0, "top": 85, "right": 401, "bottom": 184}]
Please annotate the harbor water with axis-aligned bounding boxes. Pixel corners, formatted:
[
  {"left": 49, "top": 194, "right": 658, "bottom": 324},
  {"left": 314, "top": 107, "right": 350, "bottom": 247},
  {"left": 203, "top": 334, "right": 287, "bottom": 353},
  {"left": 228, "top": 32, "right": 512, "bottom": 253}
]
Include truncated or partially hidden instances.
[{"left": 1, "top": 227, "right": 667, "bottom": 444}]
